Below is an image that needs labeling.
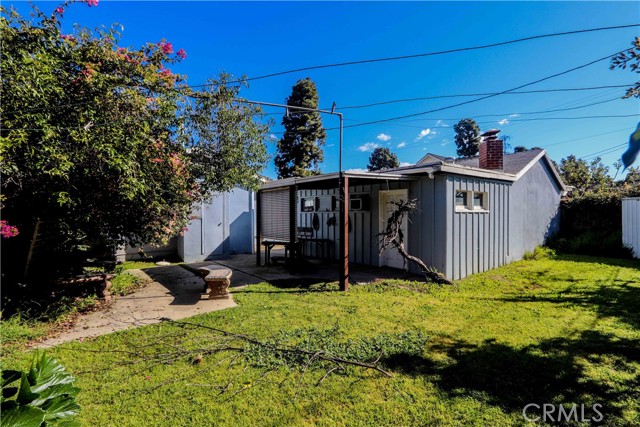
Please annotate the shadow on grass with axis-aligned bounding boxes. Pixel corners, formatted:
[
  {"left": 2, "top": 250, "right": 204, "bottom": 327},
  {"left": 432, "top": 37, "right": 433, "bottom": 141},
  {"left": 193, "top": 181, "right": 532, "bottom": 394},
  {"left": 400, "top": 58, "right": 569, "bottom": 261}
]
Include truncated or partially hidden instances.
[
  {"left": 231, "top": 278, "right": 340, "bottom": 295},
  {"left": 551, "top": 253, "right": 640, "bottom": 269},
  {"left": 381, "top": 330, "right": 639, "bottom": 422},
  {"left": 499, "top": 279, "right": 640, "bottom": 331}
]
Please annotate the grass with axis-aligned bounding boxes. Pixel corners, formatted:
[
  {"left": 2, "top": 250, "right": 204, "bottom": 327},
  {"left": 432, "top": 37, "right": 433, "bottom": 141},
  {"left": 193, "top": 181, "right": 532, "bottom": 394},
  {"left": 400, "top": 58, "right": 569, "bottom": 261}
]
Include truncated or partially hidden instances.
[{"left": 3, "top": 253, "right": 640, "bottom": 426}]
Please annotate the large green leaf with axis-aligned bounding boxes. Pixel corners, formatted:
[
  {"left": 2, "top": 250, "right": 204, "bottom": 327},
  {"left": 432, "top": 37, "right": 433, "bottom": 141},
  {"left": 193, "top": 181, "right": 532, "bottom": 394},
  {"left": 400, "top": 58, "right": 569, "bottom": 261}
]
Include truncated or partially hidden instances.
[
  {"left": 15, "top": 374, "right": 37, "bottom": 405},
  {"left": 28, "top": 353, "right": 75, "bottom": 394},
  {"left": 41, "top": 395, "right": 81, "bottom": 422},
  {"left": 0, "top": 405, "right": 45, "bottom": 427}
]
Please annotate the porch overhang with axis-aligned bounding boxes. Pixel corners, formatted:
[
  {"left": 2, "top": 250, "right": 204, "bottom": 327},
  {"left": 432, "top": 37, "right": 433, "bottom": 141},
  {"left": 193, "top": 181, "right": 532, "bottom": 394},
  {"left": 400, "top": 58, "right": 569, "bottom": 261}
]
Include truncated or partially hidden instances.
[
  {"left": 259, "top": 170, "right": 417, "bottom": 191},
  {"left": 256, "top": 171, "right": 416, "bottom": 291}
]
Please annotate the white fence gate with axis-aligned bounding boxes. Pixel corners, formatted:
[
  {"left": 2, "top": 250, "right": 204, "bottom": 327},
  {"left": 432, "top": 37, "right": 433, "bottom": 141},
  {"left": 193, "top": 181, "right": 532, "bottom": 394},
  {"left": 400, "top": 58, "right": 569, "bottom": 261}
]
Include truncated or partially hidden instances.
[{"left": 622, "top": 197, "right": 640, "bottom": 259}]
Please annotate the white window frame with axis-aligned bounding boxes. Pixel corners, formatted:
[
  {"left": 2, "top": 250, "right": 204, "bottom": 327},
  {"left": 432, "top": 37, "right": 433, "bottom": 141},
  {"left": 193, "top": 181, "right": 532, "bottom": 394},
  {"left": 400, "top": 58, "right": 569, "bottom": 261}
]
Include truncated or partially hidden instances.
[{"left": 455, "top": 190, "right": 489, "bottom": 213}]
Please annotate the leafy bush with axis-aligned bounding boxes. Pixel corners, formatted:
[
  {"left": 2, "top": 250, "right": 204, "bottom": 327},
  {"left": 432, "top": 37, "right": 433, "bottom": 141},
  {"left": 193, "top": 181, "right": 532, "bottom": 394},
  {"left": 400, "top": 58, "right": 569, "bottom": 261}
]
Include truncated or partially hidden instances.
[
  {"left": 1, "top": 353, "right": 80, "bottom": 427},
  {"left": 548, "top": 231, "right": 634, "bottom": 259},
  {"left": 551, "top": 192, "right": 636, "bottom": 259}
]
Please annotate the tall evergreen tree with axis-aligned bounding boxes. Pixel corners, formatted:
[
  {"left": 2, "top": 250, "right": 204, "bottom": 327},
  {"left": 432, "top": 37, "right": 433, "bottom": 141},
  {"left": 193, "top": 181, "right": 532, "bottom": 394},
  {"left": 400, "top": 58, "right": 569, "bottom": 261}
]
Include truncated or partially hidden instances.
[
  {"left": 274, "top": 78, "right": 326, "bottom": 178},
  {"left": 454, "top": 118, "right": 481, "bottom": 158},
  {"left": 367, "top": 147, "right": 400, "bottom": 171}
]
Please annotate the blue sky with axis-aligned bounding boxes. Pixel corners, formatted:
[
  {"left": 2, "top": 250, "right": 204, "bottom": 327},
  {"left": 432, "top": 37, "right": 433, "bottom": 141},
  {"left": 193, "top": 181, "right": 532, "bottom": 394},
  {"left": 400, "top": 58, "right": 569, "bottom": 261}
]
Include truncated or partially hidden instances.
[{"left": 9, "top": 1, "right": 640, "bottom": 178}]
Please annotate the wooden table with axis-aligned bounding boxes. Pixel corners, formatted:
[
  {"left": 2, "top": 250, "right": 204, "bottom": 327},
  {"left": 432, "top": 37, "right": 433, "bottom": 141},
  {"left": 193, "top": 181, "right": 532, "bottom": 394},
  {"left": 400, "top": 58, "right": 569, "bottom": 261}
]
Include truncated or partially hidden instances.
[{"left": 197, "top": 266, "right": 232, "bottom": 299}]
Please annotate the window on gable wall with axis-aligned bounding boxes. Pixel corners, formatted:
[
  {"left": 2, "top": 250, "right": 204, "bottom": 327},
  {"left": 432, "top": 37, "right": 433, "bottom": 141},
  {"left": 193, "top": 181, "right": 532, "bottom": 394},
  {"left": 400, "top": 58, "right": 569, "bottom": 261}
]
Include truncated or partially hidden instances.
[{"left": 456, "top": 190, "right": 489, "bottom": 212}]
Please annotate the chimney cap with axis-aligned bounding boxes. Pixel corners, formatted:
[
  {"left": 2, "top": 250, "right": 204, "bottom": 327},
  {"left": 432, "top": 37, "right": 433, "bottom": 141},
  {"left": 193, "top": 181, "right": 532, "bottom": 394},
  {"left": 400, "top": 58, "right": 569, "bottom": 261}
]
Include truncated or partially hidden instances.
[{"left": 481, "top": 129, "right": 501, "bottom": 138}]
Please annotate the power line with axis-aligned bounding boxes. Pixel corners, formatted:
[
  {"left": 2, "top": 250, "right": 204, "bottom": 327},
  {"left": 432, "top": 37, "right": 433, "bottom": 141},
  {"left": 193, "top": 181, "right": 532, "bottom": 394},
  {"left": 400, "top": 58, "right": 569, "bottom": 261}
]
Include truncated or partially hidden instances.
[
  {"left": 188, "top": 23, "right": 640, "bottom": 87},
  {"left": 580, "top": 143, "right": 628, "bottom": 159},
  {"left": 543, "top": 128, "right": 632, "bottom": 148},
  {"left": 333, "top": 85, "right": 632, "bottom": 110},
  {"left": 267, "top": 114, "right": 637, "bottom": 136},
  {"left": 336, "top": 49, "right": 626, "bottom": 129}
]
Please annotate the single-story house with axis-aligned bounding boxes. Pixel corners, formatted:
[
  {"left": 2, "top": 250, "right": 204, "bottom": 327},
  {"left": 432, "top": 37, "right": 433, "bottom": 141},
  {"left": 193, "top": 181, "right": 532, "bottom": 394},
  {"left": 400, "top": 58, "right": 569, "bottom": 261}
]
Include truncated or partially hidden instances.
[
  {"left": 117, "top": 187, "right": 256, "bottom": 263},
  {"left": 256, "top": 130, "right": 567, "bottom": 287}
]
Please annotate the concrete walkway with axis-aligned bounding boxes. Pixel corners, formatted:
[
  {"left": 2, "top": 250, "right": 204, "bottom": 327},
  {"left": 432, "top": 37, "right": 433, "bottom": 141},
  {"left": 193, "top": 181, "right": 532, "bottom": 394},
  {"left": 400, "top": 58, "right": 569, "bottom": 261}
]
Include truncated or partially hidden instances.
[
  {"left": 37, "top": 265, "right": 237, "bottom": 348},
  {"left": 35, "top": 253, "right": 417, "bottom": 348}
]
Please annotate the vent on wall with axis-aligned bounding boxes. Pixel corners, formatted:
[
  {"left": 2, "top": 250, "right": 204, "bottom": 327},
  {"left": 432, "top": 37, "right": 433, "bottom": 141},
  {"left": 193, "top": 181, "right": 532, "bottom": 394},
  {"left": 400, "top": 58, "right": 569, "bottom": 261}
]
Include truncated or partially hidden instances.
[{"left": 350, "top": 194, "right": 370, "bottom": 211}]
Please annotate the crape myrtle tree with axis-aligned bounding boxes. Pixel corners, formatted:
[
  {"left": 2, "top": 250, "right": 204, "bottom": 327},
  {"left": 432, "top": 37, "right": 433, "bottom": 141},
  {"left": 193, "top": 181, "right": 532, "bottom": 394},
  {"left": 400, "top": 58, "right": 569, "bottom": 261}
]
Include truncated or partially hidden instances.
[
  {"left": 0, "top": 1, "right": 270, "bottom": 279},
  {"left": 367, "top": 147, "right": 400, "bottom": 171},
  {"left": 274, "top": 78, "right": 326, "bottom": 178},
  {"left": 453, "top": 118, "right": 481, "bottom": 158}
]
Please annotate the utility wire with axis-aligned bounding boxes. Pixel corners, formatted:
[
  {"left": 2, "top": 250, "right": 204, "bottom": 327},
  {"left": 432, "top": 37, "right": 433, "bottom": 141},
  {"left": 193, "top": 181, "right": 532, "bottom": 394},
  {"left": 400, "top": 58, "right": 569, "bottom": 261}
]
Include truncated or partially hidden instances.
[
  {"left": 188, "top": 23, "right": 640, "bottom": 87},
  {"left": 336, "top": 49, "right": 627, "bottom": 129},
  {"left": 580, "top": 143, "right": 628, "bottom": 159},
  {"left": 333, "top": 85, "right": 632, "bottom": 110}
]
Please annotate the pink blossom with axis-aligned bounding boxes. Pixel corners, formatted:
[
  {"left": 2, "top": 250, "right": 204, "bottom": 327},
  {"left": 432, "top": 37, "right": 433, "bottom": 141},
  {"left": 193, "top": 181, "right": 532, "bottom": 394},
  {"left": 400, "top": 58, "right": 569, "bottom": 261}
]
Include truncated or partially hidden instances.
[
  {"left": 85, "top": 0, "right": 99, "bottom": 7},
  {"left": 145, "top": 375, "right": 151, "bottom": 380},
  {"left": 54, "top": 6, "right": 64, "bottom": 15},
  {"left": 0, "top": 220, "right": 19, "bottom": 238},
  {"left": 61, "top": 34, "right": 75, "bottom": 41},
  {"left": 159, "top": 41, "right": 173, "bottom": 55},
  {"left": 159, "top": 68, "right": 172, "bottom": 77},
  {"left": 176, "top": 48, "right": 187, "bottom": 60},
  {"left": 150, "top": 158, "right": 163, "bottom": 163}
]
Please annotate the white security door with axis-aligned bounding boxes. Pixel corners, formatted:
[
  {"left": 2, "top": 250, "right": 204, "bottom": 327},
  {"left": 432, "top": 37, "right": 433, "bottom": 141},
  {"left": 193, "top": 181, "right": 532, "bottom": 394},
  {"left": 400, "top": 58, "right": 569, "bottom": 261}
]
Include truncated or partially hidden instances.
[{"left": 379, "top": 189, "right": 409, "bottom": 270}]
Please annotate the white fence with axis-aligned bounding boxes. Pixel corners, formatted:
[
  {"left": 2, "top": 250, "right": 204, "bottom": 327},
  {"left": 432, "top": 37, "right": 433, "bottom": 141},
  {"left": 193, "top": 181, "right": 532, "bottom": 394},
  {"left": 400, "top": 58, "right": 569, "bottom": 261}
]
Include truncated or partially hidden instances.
[{"left": 622, "top": 197, "right": 640, "bottom": 259}]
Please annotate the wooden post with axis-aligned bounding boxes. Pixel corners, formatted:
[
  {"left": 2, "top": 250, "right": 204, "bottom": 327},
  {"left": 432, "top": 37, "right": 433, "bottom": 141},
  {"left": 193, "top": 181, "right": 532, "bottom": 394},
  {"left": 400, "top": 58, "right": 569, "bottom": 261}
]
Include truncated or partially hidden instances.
[
  {"left": 339, "top": 176, "right": 349, "bottom": 291},
  {"left": 289, "top": 185, "right": 296, "bottom": 259},
  {"left": 256, "top": 190, "right": 262, "bottom": 266}
]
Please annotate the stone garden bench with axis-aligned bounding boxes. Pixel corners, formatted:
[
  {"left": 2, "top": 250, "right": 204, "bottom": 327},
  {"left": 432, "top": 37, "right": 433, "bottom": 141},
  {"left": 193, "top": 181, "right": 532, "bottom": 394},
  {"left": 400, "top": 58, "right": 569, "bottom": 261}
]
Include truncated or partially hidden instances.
[{"left": 197, "top": 266, "right": 232, "bottom": 299}]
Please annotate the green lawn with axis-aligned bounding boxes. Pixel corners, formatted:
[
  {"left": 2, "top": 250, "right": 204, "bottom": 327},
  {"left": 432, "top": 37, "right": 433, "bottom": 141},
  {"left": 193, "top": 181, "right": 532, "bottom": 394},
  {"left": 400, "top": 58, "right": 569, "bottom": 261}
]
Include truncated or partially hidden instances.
[{"left": 4, "top": 254, "right": 640, "bottom": 426}]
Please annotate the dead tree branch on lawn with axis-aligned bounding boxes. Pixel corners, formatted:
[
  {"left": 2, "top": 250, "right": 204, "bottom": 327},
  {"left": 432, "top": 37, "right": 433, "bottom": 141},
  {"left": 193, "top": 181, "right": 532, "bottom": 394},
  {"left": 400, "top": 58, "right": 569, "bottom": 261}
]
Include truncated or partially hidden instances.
[
  {"left": 60, "top": 318, "right": 426, "bottom": 403},
  {"left": 378, "top": 198, "right": 453, "bottom": 285}
]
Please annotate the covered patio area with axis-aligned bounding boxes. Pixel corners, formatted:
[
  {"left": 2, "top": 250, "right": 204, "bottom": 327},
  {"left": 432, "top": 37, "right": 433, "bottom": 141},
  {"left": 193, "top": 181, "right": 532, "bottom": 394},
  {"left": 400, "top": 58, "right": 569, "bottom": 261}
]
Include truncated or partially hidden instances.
[{"left": 255, "top": 170, "right": 417, "bottom": 290}]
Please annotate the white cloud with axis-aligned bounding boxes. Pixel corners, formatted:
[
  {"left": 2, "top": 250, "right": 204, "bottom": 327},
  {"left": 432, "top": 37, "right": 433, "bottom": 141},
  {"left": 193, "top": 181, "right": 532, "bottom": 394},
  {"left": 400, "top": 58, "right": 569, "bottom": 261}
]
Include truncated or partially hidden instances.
[
  {"left": 358, "top": 142, "right": 379, "bottom": 152},
  {"left": 498, "top": 119, "right": 509, "bottom": 126},
  {"left": 435, "top": 120, "right": 449, "bottom": 128},
  {"left": 440, "top": 139, "right": 451, "bottom": 147},
  {"left": 327, "top": 143, "right": 335, "bottom": 147},
  {"left": 269, "top": 134, "right": 277, "bottom": 141},
  {"left": 376, "top": 133, "right": 391, "bottom": 142},
  {"left": 399, "top": 162, "right": 412, "bottom": 167},
  {"left": 397, "top": 142, "right": 407, "bottom": 148},
  {"left": 509, "top": 113, "right": 521, "bottom": 118},
  {"left": 345, "top": 168, "right": 368, "bottom": 173},
  {"left": 416, "top": 129, "right": 431, "bottom": 140}
]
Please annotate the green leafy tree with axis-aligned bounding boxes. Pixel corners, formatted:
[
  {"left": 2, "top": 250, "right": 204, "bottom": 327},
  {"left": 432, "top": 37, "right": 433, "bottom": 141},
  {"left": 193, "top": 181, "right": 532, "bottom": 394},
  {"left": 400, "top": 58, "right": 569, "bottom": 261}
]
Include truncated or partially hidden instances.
[
  {"left": 367, "top": 147, "right": 400, "bottom": 171},
  {"left": 610, "top": 38, "right": 640, "bottom": 169},
  {"left": 274, "top": 78, "right": 326, "bottom": 178},
  {"left": 558, "top": 155, "right": 613, "bottom": 196},
  {"left": 0, "top": 2, "right": 269, "bottom": 278},
  {"left": 610, "top": 37, "right": 640, "bottom": 99},
  {"left": 453, "top": 118, "right": 481, "bottom": 158}
]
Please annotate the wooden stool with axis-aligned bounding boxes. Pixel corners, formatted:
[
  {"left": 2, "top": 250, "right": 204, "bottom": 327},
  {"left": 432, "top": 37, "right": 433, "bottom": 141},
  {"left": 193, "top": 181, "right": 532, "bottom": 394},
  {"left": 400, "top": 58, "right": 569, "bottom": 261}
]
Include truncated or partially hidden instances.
[{"left": 197, "top": 266, "right": 232, "bottom": 299}]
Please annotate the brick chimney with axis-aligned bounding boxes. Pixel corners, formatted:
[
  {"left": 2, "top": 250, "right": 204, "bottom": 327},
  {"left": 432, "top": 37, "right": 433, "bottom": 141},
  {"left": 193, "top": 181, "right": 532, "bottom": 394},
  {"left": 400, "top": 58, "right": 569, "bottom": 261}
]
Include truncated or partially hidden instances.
[{"left": 479, "top": 129, "right": 503, "bottom": 170}]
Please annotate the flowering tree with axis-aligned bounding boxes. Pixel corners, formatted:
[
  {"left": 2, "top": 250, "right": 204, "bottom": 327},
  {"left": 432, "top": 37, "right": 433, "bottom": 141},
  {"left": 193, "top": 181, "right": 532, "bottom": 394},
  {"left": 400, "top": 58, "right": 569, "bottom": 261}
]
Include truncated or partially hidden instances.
[{"left": 0, "top": 1, "right": 270, "bottom": 276}]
